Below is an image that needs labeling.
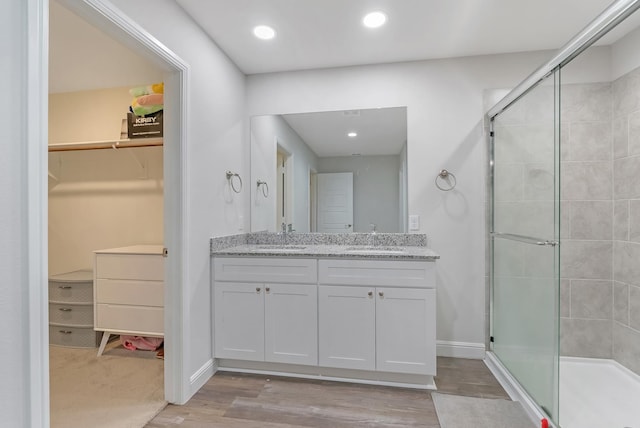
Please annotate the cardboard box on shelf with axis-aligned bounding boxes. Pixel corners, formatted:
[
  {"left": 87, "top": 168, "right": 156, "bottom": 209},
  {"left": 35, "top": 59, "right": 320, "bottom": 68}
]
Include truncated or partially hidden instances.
[{"left": 127, "top": 110, "right": 163, "bottom": 139}]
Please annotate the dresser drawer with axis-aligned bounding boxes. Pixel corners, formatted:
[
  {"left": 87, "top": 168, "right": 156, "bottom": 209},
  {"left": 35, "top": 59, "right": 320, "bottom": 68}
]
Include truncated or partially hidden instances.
[
  {"left": 214, "top": 257, "right": 317, "bottom": 284},
  {"left": 96, "top": 304, "right": 164, "bottom": 335},
  {"left": 49, "top": 303, "right": 93, "bottom": 326},
  {"left": 318, "top": 259, "right": 436, "bottom": 288},
  {"left": 49, "top": 325, "right": 101, "bottom": 348},
  {"left": 95, "top": 254, "right": 164, "bottom": 281},
  {"left": 95, "top": 279, "right": 164, "bottom": 306},
  {"left": 49, "top": 281, "right": 93, "bottom": 304}
]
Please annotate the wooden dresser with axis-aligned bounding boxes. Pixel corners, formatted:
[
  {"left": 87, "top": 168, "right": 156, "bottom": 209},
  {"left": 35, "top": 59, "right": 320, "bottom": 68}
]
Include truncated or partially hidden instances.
[
  {"left": 93, "top": 245, "right": 164, "bottom": 356},
  {"left": 49, "top": 269, "right": 101, "bottom": 348}
]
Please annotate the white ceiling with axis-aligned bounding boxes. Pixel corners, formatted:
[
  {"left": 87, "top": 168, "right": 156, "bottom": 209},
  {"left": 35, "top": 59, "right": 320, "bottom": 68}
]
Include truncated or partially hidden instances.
[
  {"left": 175, "top": 0, "right": 633, "bottom": 75},
  {"left": 49, "top": 0, "right": 640, "bottom": 91},
  {"left": 281, "top": 107, "right": 407, "bottom": 157}
]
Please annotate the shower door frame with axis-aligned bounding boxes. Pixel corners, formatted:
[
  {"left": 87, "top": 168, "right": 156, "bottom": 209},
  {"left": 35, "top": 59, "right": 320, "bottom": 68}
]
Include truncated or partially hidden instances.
[{"left": 485, "top": 0, "right": 640, "bottom": 426}]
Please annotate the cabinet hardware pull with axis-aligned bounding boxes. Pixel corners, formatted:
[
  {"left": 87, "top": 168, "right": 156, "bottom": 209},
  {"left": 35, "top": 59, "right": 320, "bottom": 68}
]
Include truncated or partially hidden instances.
[
  {"left": 367, "top": 291, "right": 373, "bottom": 297},
  {"left": 59, "top": 330, "right": 72, "bottom": 334},
  {"left": 58, "top": 308, "right": 72, "bottom": 312},
  {"left": 265, "top": 287, "right": 270, "bottom": 293},
  {"left": 379, "top": 291, "right": 384, "bottom": 297},
  {"left": 58, "top": 286, "right": 72, "bottom": 289},
  {"left": 256, "top": 287, "right": 261, "bottom": 293}
]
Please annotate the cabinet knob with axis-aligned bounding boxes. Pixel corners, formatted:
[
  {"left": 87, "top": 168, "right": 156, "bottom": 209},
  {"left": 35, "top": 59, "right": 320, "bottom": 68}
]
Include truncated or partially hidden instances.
[
  {"left": 367, "top": 291, "right": 373, "bottom": 297},
  {"left": 378, "top": 291, "right": 384, "bottom": 298},
  {"left": 265, "top": 287, "right": 270, "bottom": 293},
  {"left": 256, "top": 287, "right": 261, "bottom": 293}
]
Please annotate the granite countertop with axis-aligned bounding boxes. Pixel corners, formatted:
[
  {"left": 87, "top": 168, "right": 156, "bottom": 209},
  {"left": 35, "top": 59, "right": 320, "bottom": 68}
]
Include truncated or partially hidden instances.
[{"left": 211, "top": 243, "right": 439, "bottom": 261}]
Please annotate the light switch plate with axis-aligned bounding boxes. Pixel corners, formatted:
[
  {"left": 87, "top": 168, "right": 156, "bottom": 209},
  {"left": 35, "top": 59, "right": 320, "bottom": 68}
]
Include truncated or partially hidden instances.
[{"left": 409, "top": 214, "right": 420, "bottom": 231}]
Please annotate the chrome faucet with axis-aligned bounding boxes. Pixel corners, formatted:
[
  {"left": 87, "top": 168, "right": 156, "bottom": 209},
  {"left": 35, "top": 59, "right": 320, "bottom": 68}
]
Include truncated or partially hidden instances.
[
  {"left": 369, "top": 223, "right": 377, "bottom": 246},
  {"left": 279, "top": 222, "right": 287, "bottom": 244}
]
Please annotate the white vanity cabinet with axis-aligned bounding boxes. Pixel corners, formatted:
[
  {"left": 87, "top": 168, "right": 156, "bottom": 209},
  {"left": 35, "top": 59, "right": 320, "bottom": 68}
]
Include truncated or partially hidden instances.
[
  {"left": 213, "top": 258, "right": 318, "bottom": 366},
  {"left": 318, "top": 259, "right": 436, "bottom": 375}
]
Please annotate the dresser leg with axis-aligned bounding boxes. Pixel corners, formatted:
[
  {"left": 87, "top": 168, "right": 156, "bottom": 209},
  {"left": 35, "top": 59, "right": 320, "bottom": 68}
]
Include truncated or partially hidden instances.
[{"left": 97, "top": 332, "right": 111, "bottom": 356}]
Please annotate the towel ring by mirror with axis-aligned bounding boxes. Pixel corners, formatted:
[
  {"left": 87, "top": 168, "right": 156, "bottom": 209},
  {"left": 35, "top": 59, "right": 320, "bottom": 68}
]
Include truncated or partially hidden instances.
[
  {"left": 226, "top": 171, "right": 243, "bottom": 193},
  {"left": 435, "top": 169, "right": 456, "bottom": 191},
  {"left": 256, "top": 180, "right": 269, "bottom": 198}
]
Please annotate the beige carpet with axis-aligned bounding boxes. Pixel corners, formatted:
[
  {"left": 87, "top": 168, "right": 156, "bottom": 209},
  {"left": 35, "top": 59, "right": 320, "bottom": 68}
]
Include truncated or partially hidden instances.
[{"left": 50, "top": 340, "right": 166, "bottom": 428}]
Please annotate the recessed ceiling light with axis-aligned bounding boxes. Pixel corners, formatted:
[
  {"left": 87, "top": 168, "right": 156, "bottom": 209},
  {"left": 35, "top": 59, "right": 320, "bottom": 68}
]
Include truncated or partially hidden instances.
[
  {"left": 253, "top": 25, "right": 276, "bottom": 40},
  {"left": 347, "top": 132, "right": 358, "bottom": 138},
  {"left": 362, "top": 11, "right": 387, "bottom": 29}
]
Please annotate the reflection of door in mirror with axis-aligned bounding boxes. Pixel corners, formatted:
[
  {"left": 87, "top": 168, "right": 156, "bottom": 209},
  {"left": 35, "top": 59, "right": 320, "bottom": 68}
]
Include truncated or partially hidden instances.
[
  {"left": 309, "top": 169, "right": 317, "bottom": 232},
  {"left": 316, "top": 172, "right": 353, "bottom": 233},
  {"left": 276, "top": 145, "right": 293, "bottom": 230}
]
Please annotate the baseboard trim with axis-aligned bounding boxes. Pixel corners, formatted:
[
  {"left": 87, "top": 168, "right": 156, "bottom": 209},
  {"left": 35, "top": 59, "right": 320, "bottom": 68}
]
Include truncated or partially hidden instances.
[
  {"left": 189, "top": 358, "right": 214, "bottom": 393},
  {"left": 484, "top": 351, "right": 557, "bottom": 428},
  {"left": 436, "top": 340, "right": 485, "bottom": 359}
]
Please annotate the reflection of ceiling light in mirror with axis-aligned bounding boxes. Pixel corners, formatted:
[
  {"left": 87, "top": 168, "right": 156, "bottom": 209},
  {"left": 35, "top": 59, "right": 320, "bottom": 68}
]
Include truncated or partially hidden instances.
[
  {"left": 362, "top": 11, "right": 387, "bottom": 28},
  {"left": 347, "top": 132, "right": 358, "bottom": 138},
  {"left": 253, "top": 25, "right": 276, "bottom": 40}
]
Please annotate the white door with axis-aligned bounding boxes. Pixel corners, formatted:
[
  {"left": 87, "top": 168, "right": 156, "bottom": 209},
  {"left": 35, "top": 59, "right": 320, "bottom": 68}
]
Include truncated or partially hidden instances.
[
  {"left": 317, "top": 173, "right": 353, "bottom": 233},
  {"left": 265, "top": 283, "right": 318, "bottom": 365},
  {"left": 375, "top": 287, "right": 436, "bottom": 375},
  {"left": 318, "top": 285, "right": 375, "bottom": 370},
  {"left": 214, "top": 282, "right": 265, "bottom": 361}
]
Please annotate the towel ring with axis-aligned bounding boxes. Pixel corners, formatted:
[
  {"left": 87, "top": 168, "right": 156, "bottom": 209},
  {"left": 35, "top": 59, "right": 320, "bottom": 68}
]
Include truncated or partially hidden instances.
[
  {"left": 257, "top": 180, "right": 269, "bottom": 198},
  {"left": 226, "top": 171, "right": 243, "bottom": 193},
  {"left": 435, "top": 169, "right": 457, "bottom": 191}
]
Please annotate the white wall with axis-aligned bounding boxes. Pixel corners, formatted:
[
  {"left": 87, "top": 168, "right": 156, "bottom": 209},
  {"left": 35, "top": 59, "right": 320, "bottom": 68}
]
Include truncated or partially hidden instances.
[
  {"left": 317, "top": 155, "right": 400, "bottom": 233},
  {"left": 251, "top": 115, "right": 318, "bottom": 232},
  {"left": 108, "top": 0, "right": 246, "bottom": 400},
  {"left": 1, "top": 0, "right": 50, "bottom": 424},
  {"left": 0, "top": 1, "right": 32, "bottom": 425},
  {"left": 612, "top": 23, "right": 640, "bottom": 80},
  {"left": 48, "top": 87, "right": 164, "bottom": 275},
  {"left": 247, "top": 48, "right": 611, "bottom": 351}
]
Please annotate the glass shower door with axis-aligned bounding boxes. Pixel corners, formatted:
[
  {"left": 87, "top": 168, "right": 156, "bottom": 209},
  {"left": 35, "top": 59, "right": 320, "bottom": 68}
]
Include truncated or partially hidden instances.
[{"left": 490, "top": 70, "right": 560, "bottom": 423}]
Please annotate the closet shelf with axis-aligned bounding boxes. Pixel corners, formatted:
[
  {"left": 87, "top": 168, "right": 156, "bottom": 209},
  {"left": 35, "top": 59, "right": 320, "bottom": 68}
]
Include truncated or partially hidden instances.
[{"left": 48, "top": 137, "right": 163, "bottom": 152}]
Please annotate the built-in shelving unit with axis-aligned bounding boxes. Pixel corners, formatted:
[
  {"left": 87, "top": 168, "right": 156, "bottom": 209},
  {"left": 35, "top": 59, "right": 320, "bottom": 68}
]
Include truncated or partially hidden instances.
[{"left": 48, "top": 137, "right": 163, "bottom": 152}]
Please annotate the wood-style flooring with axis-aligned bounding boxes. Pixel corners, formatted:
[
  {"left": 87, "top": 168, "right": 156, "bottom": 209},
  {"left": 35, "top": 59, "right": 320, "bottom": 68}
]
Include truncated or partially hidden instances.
[{"left": 145, "top": 357, "right": 509, "bottom": 427}]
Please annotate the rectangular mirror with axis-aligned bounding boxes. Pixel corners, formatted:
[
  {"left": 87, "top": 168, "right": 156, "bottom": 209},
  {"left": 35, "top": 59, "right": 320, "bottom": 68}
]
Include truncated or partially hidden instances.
[{"left": 250, "top": 107, "right": 408, "bottom": 233}]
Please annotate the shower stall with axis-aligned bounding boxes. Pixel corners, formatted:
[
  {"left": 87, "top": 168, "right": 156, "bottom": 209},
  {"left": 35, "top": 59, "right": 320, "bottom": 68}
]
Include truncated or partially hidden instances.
[{"left": 487, "top": 1, "right": 640, "bottom": 427}]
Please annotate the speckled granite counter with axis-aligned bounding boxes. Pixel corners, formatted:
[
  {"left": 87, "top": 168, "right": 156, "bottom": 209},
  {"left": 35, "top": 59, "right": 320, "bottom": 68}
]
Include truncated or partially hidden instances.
[{"left": 210, "top": 232, "right": 439, "bottom": 261}]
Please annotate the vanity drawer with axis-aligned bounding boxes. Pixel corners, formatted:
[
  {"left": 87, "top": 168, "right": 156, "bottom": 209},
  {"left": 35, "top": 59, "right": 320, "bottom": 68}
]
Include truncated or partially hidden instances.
[
  {"left": 214, "top": 257, "right": 317, "bottom": 284},
  {"left": 95, "top": 279, "right": 164, "bottom": 306},
  {"left": 49, "top": 325, "right": 101, "bottom": 348},
  {"left": 96, "top": 304, "right": 164, "bottom": 335},
  {"left": 49, "top": 280, "right": 93, "bottom": 304},
  {"left": 318, "top": 259, "right": 435, "bottom": 288},
  {"left": 49, "top": 303, "right": 93, "bottom": 326},
  {"left": 95, "top": 254, "right": 164, "bottom": 281}
]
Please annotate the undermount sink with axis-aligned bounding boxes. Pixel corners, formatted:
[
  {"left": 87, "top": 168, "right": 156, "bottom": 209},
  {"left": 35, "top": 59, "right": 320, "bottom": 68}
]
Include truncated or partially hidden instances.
[
  {"left": 252, "top": 245, "right": 307, "bottom": 253},
  {"left": 345, "top": 246, "right": 406, "bottom": 254}
]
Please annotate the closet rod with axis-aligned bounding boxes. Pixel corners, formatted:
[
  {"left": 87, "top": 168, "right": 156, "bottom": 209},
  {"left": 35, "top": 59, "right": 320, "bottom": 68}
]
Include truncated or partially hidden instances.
[{"left": 48, "top": 137, "right": 163, "bottom": 152}]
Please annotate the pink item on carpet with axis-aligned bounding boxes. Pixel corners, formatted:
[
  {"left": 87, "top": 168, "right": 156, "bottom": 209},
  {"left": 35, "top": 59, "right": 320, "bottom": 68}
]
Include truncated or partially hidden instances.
[{"left": 120, "top": 335, "right": 164, "bottom": 351}]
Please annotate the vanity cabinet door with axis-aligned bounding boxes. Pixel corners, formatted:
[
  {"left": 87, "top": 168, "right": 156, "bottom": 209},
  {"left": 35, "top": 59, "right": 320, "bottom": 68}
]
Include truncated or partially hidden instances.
[
  {"left": 318, "top": 285, "right": 376, "bottom": 371},
  {"left": 265, "top": 283, "right": 317, "bottom": 366},
  {"left": 375, "top": 287, "right": 435, "bottom": 375},
  {"left": 214, "top": 282, "right": 265, "bottom": 361}
]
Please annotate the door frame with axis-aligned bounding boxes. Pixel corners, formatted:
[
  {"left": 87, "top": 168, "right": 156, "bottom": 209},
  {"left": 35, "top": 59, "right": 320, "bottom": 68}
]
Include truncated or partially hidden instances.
[{"left": 30, "top": 0, "right": 190, "bottom": 423}]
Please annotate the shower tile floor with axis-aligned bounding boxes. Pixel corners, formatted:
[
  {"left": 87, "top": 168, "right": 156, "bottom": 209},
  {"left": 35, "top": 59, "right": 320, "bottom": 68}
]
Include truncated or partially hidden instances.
[{"left": 560, "top": 357, "right": 640, "bottom": 428}]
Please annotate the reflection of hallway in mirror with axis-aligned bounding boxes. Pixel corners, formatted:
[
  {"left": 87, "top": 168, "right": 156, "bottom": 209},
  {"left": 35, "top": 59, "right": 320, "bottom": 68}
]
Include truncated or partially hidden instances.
[{"left": 276, "top": 145, "right": 293, "bottom": 230}]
